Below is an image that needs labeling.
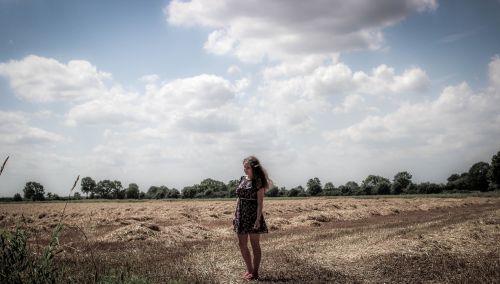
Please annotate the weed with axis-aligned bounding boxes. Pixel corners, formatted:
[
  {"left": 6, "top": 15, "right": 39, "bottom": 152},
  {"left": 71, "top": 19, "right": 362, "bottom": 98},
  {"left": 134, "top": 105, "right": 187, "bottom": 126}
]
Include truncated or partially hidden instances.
[{"left": 0, "top": 228, "right": 30, "bottom": 283}]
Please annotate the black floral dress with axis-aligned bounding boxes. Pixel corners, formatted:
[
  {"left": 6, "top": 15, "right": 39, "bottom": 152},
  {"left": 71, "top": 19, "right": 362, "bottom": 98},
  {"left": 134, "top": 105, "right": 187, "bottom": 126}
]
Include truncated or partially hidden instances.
[{"left": 233, "top": 176, "right": 268, "bottom": 234}]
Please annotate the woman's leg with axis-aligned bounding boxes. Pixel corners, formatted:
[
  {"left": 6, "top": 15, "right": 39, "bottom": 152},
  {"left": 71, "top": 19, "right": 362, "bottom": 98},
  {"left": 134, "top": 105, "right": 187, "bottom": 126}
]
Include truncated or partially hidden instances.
[
  {"left": 237, "top": 234, "right": 253, "bottom": 274},
  {"left": 249, "top": 233, "right": 261, "bottom": 277}
]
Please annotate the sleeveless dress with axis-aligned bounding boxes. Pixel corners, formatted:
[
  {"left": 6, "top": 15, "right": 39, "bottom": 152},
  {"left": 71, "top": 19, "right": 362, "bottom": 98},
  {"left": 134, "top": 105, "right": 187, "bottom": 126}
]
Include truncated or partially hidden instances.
[{"left": 233, "top": 176, "right": 269, "bottom": 234}]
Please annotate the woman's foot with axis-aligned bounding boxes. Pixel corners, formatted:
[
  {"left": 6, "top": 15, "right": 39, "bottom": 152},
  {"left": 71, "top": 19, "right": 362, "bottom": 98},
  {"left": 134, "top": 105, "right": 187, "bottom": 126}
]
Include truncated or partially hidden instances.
[{"left": 241, "top": 272, "right": 252, "bottom": 280}]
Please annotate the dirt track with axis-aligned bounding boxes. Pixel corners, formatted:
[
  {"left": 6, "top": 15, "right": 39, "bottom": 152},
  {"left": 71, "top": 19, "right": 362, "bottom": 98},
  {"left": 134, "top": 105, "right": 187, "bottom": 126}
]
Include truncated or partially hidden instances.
[{"left": 1, "top": 197, "right": 499, "bottom": 283}]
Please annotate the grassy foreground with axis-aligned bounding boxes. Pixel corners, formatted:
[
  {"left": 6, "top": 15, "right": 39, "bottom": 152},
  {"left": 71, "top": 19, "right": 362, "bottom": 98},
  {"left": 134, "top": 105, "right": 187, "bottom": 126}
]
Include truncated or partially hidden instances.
[{"left": 1, "top": 196, "right": 499, "bottom": 283}]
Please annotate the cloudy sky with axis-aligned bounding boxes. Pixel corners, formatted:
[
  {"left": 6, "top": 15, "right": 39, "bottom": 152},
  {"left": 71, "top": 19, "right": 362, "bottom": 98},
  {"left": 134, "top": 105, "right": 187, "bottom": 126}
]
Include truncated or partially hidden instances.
[{"left": 1, "top": 0, "right": 500, "bottom": 196}]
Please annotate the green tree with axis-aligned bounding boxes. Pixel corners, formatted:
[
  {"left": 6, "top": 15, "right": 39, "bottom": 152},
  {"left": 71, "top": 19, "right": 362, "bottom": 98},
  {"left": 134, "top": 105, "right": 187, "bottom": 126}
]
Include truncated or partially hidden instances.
[
  {"left": 265, "top": 185, "right": 279, "bottom": 197},
  {"left": 200, "top": 178, "right": 228, "bottom": 198},
  {"left": 96, "top": 180, "right": 114, "bottom": 199},
  {"left": 278, "top": 187, "right": 288, "bottom": 197},
  {"left": 13, "top": 193, "right": 22, "bottom": 201},
  {"left": 339, "top": 181, "right": 359, "bottom": 196},
  {"left": 147, "top": 186, "right": 165, "bottom": 199},
  {"left": 112, "top": 180, "right": 124, "bottom": 199},
  {"left": 392, "top": 171, "right": 412, "bottom": 194},
  {"left": 73, "top": 192, "right": 82, "bottom": 200},
  {"left": 81, "top": 177, "right": 96, "bottom": 198},
  {"left": 227, "top": 179, "right": 239, "bottom": 197},
  {"left": 416, "top": 182, "right": 444, "bottom": 194},
  {"left": 167, "top": 188, "right": 180, "bottom": 199},
  {"left": 377, "top": 181, "right": 391, "bottom": 195},
  {"left": 288, "top": 188, "right": 297, "bottom": 197},
  {"left": 182, "top": 186, "right": 197, "bottom": 199},
  {"left": 23, "top": 182, "right": 45, "bottom": 201},
  {"left": 488, "top": 151, "right": 500, "bottom": 190},
  {"left": 125, "top": 183, "right": 140, "bottom": 199},
  {"left": 323, "top": 182, "right": 338, "bottom": 196},
  {"left": 289, "top": 185, "right": 307, "bottom": 197},
  {"left": 307, "top": 177, "right": 322, "bottom": 196},
  {"left": 361, "top": 175, "right": 390, "bottom": 195},
  {"left": 447, "top": 174, "right": 460, "bottom": 183},
  {"left": 468, "top": 162, "right": 491, "bottom": 192},
  {"left": 446, "top": 172, "right": 469, "bottom": 192}
]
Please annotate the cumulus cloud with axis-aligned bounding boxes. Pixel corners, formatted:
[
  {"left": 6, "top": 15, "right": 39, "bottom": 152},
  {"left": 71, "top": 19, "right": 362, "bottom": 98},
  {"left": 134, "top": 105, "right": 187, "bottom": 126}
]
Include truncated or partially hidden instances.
[
  {"left": 139, "top": 74, "right": 160, "bottom": 84},
  {"left": 65, "top": 87, "right": 145, "bottom": 127},
  {"left": 353, "top": 65, "right": 430, "bottom": 95},
  {"left": 262, "top": 60, "right": 430, "bottom": 99},
  {"left": 153, "top": 74, "right": 237, "bottom": 110},
  {"left": 333, "top": 94, "right": 379, "bottom": 113},
  {"left": 262, "top": 55, "right": 338, "bottom": 79},
  {"left": 323, "top": 57, "right": 500, "bottom": 156},
  {"left": 0, "top": 111, "right": 64, "bottom": 144},
  {"left": 489, "top": 55, "right": 500, "bottom": 89},
  {"left": 0, "top": 55, "right": 111, "bottom": 102},
  {"left": 66, "top": 70, "right": 247, "bottom": 134},
  {"left": 166, "top": 0, "right": 437, "bottom": 62},
  {"left": 255, "top": 59, "right": 429, "bottom": 131},
  {"left": 177, "top": 111, "right": 238, "bottom": 133},
  {"left": 227, "top": 65, "right": 241, "bottom": 75}
]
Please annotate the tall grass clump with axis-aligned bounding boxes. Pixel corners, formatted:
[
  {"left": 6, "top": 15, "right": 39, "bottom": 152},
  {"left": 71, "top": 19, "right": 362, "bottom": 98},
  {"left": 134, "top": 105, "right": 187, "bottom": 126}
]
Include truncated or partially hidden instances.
[
  {"left": 0, "top": 222, "right": 63, "bottom": 283},
  {"left": 1, "top": 166, "right": 155, "bottom": 283},
  {"left": 0, "top": 228, "right": 29, "bottom": 283},
  {"left": 0, "top": 169, "right": 78, "bottom": 283}
]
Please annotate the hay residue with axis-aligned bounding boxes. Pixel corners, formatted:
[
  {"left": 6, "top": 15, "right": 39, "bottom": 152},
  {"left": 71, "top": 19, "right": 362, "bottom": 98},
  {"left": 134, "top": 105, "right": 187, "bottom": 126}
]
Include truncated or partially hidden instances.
[{"left": 100, "top": 223, "right": 160, "bottom": 242}]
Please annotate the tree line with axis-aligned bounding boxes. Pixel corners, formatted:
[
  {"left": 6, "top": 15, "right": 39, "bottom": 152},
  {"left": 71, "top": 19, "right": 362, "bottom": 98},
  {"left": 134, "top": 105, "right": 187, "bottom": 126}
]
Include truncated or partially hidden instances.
[{"left": 11, "top": 150, "right": 500, "bottom": 201}]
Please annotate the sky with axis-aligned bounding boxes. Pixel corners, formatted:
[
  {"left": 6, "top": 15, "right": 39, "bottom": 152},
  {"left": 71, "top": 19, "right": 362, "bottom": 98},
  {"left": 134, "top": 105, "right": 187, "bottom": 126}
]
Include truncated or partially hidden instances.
[{"left": 1, "top": 0, "right": 500, "bottom": 196}]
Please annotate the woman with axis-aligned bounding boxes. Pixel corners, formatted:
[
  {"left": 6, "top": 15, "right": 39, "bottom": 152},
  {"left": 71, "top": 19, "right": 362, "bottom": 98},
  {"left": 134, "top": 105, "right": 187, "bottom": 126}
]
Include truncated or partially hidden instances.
[{"left": 234, "top": 156, "right": 269, "bottom": 281}]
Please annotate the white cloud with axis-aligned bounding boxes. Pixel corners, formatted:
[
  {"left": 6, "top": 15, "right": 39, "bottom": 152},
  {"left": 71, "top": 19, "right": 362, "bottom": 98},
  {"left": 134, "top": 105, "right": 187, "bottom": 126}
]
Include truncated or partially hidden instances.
[
  {"left": 0, "top": 55, "right": 110, "bottom": 102},
  {"left": 227, "top": 65, "right": 241, "bottom": 75},
  {"left": 177, "top": 111, "right": 238, "bottom": 133},
  {"left": 489, "top": 55, "right": 500, "bottom": 89},
  {"left": 317, "top": 60, "right": 500, "bottom": 183},
  {"left": 166, "top": 0, "right": 437, "bottom": 62},
  {"left": 153, "top": 74, "right": 238, "bottom": 110},
  {"left": 205, "top": 29, "right": 236, "bottom": 55},
  {"left": 262, "top": 60, "right": 430, "bottom": 99},
  {"left": 2, "top": 52, "right": 497, "bottom": 193},
  {"left": 323, "top": 62, "right": 500, "bottom": 156},
  {"left": 0, "top": 111, "right": 64, "bottom": 144},
  {"left": 263, "top": 55, "right": 338, "bottom": 80},
  {"left": 353, "top": 65, "right": 430, "bottom": 95},
  {"left": 333, "top": 94, "right": 379, "bottom": 114},
  {"left": 65, "top": 71, "right": 247, "bottom": 131},
  {"left": 65, "top": 87, "right": 145, "bottom": 127},
  {"left": 139, "top": 74, "right": 160, "bottom": 84}
]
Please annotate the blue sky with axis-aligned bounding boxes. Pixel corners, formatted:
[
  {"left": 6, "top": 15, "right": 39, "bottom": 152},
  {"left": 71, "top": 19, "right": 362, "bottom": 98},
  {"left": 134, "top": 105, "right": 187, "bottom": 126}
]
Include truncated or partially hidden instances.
[{"left": 1, "top": 0, "right": 499, "bottom": 196}]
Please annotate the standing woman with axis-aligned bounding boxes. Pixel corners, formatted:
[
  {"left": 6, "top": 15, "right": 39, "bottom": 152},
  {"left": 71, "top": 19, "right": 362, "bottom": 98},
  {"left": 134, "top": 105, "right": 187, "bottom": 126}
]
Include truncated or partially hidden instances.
[{"left": 234, "top": 156, "right": 269, "bottom": 281}]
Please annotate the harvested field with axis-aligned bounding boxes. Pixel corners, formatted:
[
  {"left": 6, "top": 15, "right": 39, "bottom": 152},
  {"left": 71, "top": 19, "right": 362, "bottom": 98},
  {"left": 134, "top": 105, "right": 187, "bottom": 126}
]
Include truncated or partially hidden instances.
[{"left": 1, "top": 196, "right": 499, "bottom": 283}]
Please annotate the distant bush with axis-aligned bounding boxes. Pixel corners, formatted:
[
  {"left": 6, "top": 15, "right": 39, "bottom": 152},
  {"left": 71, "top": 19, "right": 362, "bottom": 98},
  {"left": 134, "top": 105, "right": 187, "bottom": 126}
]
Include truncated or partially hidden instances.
[
  {"left": 13, "top": 193, "right": 22, "bottom": 201},
  {"left": 416, "top": 182, "right": 444, "bottom": 194}
]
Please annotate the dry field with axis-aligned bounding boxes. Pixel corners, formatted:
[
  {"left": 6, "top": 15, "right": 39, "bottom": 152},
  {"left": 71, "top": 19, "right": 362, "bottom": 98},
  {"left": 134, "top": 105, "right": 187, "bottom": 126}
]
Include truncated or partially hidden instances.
[{"left": 1, "top": 196, "right": 499, "bottom": 283}]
